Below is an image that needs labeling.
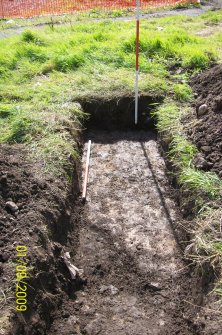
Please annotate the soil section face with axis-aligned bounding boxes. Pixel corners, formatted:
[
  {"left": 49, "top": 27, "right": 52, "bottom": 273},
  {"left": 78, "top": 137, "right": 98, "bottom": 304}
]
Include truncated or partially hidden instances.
[
  {"left": 189, "top": 65, "right": 222, "bottom": 178},
  {"left": 48, "top": 130, "right": 204, "bottom": 335}
]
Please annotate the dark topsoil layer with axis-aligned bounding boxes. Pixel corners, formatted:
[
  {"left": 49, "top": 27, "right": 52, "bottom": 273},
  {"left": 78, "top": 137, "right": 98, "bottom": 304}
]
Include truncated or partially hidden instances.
[{"left": 189, "top": 64, "right": 222, "bottom": 178}]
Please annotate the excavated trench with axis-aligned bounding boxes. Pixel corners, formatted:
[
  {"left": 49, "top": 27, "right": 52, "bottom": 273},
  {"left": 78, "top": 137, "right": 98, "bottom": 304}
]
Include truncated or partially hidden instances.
[
  {"left": 47, "top": 96, "right": 204, "bottom": 335},
  {"left": 7, "top": 96, "right": 205, "bottom": 335}
]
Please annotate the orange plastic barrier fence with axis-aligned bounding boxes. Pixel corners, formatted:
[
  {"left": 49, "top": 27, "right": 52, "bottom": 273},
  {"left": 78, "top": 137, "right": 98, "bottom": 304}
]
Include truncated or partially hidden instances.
[{"left": 0, "top": 0, "right": 198, "bottom": 19}]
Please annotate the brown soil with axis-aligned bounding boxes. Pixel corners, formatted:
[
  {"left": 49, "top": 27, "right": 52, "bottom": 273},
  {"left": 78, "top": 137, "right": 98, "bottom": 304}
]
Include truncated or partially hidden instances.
[
  {"left": 0, "top": 144, "right": 82, "bottom": 334},
  {"left": 189, "top": 65, "right": 222, "bottom": 178},
  {"left": 0, "top": 108, "right": 221, "bottom": 334},
  {"left": 48, "top": 130, "right": 206, "bottom": 335},
  {"left": 0, "top": 133, "right": 204, "bottom": 335}
]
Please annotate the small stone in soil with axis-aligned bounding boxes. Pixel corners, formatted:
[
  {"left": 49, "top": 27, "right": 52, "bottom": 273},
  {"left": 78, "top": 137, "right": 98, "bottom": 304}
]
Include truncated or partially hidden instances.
[
  {"left": 62, "top": 312, "right": 69, "bottom": 319},
  {"left": 99, "top": 285, "right": 119, "bottom": 295},
  {"left": 0, "top": 253, "right": 10, "bottom": 263},
  {"left": 201, "top": 146, "right": 211, "bottom": 153},
  {"left": 145, "top": 282, "right": 162, "bottom": 291},
  {"left": 67, "top": 316, "right": 78, "bottom": 326},
  {"left": 197, "top": 104, "right": 208, "bottom": 117},
  {"left": 193, "top": 153, "right": 209, "bottom": 170},
  {"left": 5, "top": 201, "right": 19, "bottom": 213},
  {"left": 0, "top": 175, "right": 7, "bottom": 185}
]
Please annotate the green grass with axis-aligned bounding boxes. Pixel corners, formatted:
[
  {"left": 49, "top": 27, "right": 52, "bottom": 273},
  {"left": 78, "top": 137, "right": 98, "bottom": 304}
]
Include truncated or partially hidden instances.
[
  {"left": 200, "top": 10, "right": 222, "bottom": 24},
  {"left": 153, "top": 101, "right": 183, "bottom": 136},
  {"left": 215, "top": 286, "right": 222, "bottom": 298},
  {"left": 170, "top": 136, "right": 221, "bottom": 201},
  {"left": 179, "top": 168, "right": 222, "bottom": 199},
  {"left": 187, "top": 207, "right": 222, "bottom": 289},
  {"left": 153, "top": 100, "right": 222, "bottom": 202},
  {"left": 173, "top": 83, "right": 193, "bottom": 102},
  {"left": 0, "top": 99, "right": 85, "bottom": 174},
  {"left": 0, "top": 10, "right": 221, "bottom": 175}
]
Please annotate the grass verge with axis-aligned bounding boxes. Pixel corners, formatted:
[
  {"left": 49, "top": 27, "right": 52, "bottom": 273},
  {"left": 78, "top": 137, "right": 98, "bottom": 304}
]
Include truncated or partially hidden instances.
[{"left": 153, "top": 98, "right": 222, "bottom": 301}]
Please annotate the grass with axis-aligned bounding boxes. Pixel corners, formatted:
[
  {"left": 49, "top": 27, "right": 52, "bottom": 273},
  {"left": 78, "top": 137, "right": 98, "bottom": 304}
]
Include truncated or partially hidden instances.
[
  {"left": 173, "top": 83, "right": 193, "bottom": 101},
  {"left": 0, "top": 99, "right": 84, "bottom": 174},
  {"left": 179, "top": 168, "right": 222, "bottom": 199},
  {"left": 0, "top": 12, "right": 221, "bottom": 174},
  {"left": 154, "top": 95, "right": 222, "bottom": 300},
  {"left": 201, "top": 10, "right": 222, "bottom": 25},
  {"left": 170, "top": 134, "right": 221, "bottom": 200},
  {"left": 187, "top": 208, "right": 222, "bottom": 285}
]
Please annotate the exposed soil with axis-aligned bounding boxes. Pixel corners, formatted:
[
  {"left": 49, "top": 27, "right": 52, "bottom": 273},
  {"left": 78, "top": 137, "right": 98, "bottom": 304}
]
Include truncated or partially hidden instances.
[
  {"left": 0, "top": 144, "right": 82, "bottom": 334},
  {"left": 0, "top": 129, "right": 207, "bottom": 335},
  {"left": 0, "top": 101, "right": 221, "bottom": 334},
  {"left": 47, "top": 129, "right": 206, "bottom": 335},
  {"left": 189, "top": 65, "right": 222, "bottom": 178},
  {"left": 79, "top": 95, "right": 162, "bottom": 130}
]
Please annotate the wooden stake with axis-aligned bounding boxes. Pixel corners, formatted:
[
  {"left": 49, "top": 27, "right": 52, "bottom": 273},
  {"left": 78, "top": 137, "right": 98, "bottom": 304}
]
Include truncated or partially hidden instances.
[{"left": 82, "top": 140, "right": 91, "bottom": 202}]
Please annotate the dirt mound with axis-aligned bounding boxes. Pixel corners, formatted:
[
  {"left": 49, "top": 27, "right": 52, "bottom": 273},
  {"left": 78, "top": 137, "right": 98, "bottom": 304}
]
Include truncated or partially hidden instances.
[
  {"left": 190, "top": 65, "right": 222, "bottom": 178},
  {"left": 0, "top": 144, "right": 81, "bottom": 334}
]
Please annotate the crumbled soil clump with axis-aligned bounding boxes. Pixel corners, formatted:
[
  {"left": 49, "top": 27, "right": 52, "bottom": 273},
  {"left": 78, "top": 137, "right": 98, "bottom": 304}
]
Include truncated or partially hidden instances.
[{"left": 190, "top": 65, "right": 222, "bottom": 178}]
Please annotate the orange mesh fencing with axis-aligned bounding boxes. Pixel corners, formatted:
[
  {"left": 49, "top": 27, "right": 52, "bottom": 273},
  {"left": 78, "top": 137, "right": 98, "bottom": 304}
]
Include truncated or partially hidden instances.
[{"left": 0, "top": 0, "right": 199, "bottom": 19}]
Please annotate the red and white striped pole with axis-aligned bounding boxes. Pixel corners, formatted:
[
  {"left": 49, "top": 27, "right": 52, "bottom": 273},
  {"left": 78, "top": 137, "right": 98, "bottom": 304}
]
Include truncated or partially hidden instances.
[{"left": 135, "top": 0, "right": 140, "bottom": 125}]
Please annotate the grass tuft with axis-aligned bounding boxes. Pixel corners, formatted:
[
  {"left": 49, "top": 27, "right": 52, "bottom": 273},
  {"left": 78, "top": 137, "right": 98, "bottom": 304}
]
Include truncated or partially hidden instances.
[
  {"left": 0, "top": 104, "right": 16, "bottom": 118},
  {"left": 21, "top": 30, "right": 46, "bottom": 46},
  {"left": 186, "top": 208, "right": 222, "bottom": 280},
  {"left": 179, "top": 168, "right": 222, "bottom": 199},
  {"left": 174, "top": 83, "right": 193, "bottom": 102},
  {"left": 53, "top": 52, "right": 85, "bottom": 72}
]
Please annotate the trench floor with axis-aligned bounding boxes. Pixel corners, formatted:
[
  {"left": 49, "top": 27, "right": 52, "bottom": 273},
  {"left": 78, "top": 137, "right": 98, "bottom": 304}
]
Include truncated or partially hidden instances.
[
  {"left": 48, "top": 130, "right": 201, "bottom": 335},
  {"left": 68, "top": 130, "right": 199, "bottom": 335}
]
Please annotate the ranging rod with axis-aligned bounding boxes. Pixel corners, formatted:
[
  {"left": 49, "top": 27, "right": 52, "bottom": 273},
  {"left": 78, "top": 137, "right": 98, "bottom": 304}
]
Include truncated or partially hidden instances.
[{"left": 135, "top": 0, "right": 140, "bottom": 125}]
